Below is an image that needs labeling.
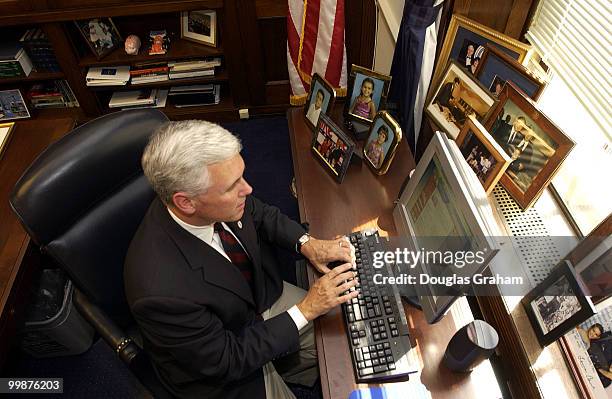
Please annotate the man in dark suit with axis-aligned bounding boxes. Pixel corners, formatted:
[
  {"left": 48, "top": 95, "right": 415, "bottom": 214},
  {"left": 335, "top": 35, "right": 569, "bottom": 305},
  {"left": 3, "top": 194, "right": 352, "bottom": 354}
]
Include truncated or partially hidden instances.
[{"left": 124, "top": 120, "right": 359, "bottom": 399}]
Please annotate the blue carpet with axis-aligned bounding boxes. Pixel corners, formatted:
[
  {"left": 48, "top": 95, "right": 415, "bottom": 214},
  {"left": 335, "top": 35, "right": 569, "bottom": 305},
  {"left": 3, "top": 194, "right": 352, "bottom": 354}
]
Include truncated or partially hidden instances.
[{"left": 4, "top": 116, "right": 318, "bottom": 399}]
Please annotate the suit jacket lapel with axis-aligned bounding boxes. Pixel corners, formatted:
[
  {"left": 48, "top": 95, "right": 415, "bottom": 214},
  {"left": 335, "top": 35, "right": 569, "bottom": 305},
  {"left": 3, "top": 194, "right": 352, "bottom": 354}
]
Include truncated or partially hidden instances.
[{"left": 153, "top": 198, "right": 255, "bottom": 307}]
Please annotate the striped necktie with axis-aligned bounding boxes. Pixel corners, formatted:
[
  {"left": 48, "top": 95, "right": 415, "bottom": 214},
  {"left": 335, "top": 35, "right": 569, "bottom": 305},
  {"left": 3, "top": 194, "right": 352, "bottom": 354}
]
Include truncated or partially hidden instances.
[{"left": 214, "top": 222, "right": 254, "bottom": 290}]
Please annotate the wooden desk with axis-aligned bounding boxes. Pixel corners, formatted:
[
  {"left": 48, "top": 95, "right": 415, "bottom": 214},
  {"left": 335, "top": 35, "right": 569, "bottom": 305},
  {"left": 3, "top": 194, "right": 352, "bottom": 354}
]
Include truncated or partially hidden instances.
[
  {"left": 0, "top": 118, "right": 75, "bottom": 369},
  {"left": 287, "top": 108, "right": 501, "bottom": 399}
]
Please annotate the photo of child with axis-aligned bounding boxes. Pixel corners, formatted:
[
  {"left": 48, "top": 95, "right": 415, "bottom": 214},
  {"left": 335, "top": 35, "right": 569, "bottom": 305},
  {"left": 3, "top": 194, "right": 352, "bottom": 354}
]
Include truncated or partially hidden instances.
[
  {"left": 306, "top": 89, "right": 325, "bottom": 127},
  {"left": 347, "top": 67, "right": 389, "bottom": 123},
  {"left": 349, "top": 78, "right": 377, "bottom": 120},
  {"left": 303, "top": 74, "right": 334, "bottom": 129},
  {"left": 365, "top": 125, "right": 390, "bottom": 169}
]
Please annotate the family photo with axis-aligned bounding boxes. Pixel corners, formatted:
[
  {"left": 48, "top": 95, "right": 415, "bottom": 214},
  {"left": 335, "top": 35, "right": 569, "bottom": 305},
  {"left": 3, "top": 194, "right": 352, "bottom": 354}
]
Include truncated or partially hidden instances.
[
  {"left": 427, "top": 61, "right": 495, "bottom": 138},
  {"left": 314, "top": 132, "right": 348, "bottom": 176},
  {"left": 459, "top": 131, "right": 497, "bottom": 185},
  {"left": 490, "top": 100, "right": 557, "bottom": 193},
  {"left": 458, "top": 39, "right": 484, "bottom": 74}
]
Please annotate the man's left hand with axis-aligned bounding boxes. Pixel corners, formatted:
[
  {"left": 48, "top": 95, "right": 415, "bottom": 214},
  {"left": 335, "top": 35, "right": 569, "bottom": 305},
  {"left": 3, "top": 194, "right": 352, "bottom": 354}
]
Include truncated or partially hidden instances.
[{"left": 301, "top": 237, "right": 355, "bottom": 274}]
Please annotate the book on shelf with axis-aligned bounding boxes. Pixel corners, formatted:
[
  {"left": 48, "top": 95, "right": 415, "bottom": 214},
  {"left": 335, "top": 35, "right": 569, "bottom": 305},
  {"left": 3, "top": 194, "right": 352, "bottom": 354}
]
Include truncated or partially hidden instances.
[
  {"left": 109, "top": 88, "right": 158, "bottom": 108},
  {"left": 0, "top": 42, "right": 33, "bottom": 78},
  {"left": 27, "top": 80, "right": 79, "bottom": 108},
  {"left": 86, "top": 66, "right": 130, "bottom": 86},
  {"left": 19, "top": 28, "right": 61, "bottom": 72},
  {"left": 168, "top": 84, "right": 220, "bottom": 107},
  {"left": 168, "top": 57, "right": 221, "bottom": 72},
  {"left": 121, "top": 89, "right": 168, "bottom": 110},
  {"left": 169, "top": 69, "right": 214, "bottom": 80}
]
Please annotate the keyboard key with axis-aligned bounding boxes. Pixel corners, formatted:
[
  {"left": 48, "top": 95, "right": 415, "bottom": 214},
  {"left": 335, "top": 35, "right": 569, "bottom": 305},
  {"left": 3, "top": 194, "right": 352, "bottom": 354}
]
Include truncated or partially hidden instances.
[
  {"left": 376, "top": 343, "right": 384, "bottom": 350},
  {"left": 358, "top": 361, "right": 365, "bottom": 369},
  {"left": 378, "top": 320, "right": 384, "bottom": 326},
  {"left": 373, "top": 333, "right": 380, "bottom": 341},
  {"left": 381, "top": 332, "right": 388, "bottom": 339},
  {"left": 391, "top": 329, "right": 399, "bottom": 337},
  {"left": 369, "top": 345, "right": 376, "bottom": 352},
  {"left": 377, "top": 350, "right": 385, "bottom": 358},
  {"left": 388, "top": 317, "right": 395, "bottom": 323},
  {"left": 363, "top": 353, "right": 371, "bottom": 360},
  {"left": 384, "top": 349, "right": 392, "bottom": 356},
  {"left": 365, "top": 360, "right": 372, "bottom": 367},
  {"left": 348, "top": 314, "right": 355, "bottom": 322},
  {"left": 387, "top": 356, "right": 394, "bottom": 363},
  {"left": 359, "top": 330, "right": 366, "bottom": 338},
  {"left": 355, "top": 349, "right": 363, "bottom": 361},
  {"left": 374, "top": 365, "right": 388, "bottom": 374},
  {"left": 388, "top": 363, "right": 396, "bottom": 370},
  {"left": 359, "top": 367, "right": 374, "bottom": 376},
  {"left": 362, "top": 347, "right": 369, "bottom": 353},
  {"left": 372, "top": 359, "right": 380, "bottom": 366},
  {"left": 353, "top": 339, "right": 359, "bottom": 345},
  {"left": 351, "top": 332, "right": 359, "bottom": 338},
  {"left": 383, "top": 342, "right": 390, "bottom": 349}
]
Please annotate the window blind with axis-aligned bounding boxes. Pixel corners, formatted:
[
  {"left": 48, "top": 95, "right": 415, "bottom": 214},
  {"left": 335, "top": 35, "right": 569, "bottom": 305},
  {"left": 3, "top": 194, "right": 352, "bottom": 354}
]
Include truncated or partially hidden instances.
[{"left": 526, "top": 0, "right": 611, "bottom": 135}]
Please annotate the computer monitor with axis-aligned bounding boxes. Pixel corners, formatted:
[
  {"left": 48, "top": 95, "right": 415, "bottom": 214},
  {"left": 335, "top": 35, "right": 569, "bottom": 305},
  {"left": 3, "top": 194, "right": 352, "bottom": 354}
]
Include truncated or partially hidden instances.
[{"left": 393, "top": 132, "right": 500, "bottom": 323}]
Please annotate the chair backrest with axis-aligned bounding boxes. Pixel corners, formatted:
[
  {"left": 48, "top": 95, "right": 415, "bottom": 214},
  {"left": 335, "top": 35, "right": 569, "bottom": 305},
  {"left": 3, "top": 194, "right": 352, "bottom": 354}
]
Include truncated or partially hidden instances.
[{"left": 10, "top": 109, "right": 169, "bottom": 327}]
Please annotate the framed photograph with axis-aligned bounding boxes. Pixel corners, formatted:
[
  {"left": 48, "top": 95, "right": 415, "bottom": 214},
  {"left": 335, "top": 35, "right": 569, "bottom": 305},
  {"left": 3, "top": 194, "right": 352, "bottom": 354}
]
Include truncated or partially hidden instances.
[
  {"left": 522, "top": 260, "right": 597, "bottom": 347},
  {"left": 311, "top": 114, "right": 355, "bottom": 183},
  {"left": 431, "top": 14, "right": 531, "bottom": 89},
  {"left": 303, "top": 73, "right": 336, "bottom": 131},
  {"left": 425, "top": 60, "right": 497, "bottom": 139},
  {"left": 181, "top": 10, "right": 217, "bottom": 47},
  {"left": 455, "top": 115, "right": 511, "bottom": 193},
  {"left": 0, "top": 89, "right": 30, "bottom": 121},
  {"left": 0, "top": 122, "right": 15, "bottom": 160},
  {"left": 363, "top": 111, "right": 402, "bottom": 175},
  {"left": 485, "top": 82, "right": 575, "bottom": 209},
  {"left": 74, "top": 18, "right": 122, "bottom": 60},
  {"left": 475, "top": 44, "right": 546, "bottom": 101},
  {"left": 346, "top": 65, "right": 391, "bottom": 124}
]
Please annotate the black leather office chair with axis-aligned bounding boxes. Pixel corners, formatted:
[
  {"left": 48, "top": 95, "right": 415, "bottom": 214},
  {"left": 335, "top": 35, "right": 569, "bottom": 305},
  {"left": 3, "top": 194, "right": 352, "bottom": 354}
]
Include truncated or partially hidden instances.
[{"left": 10, "top": 109, "right": 173, "bottom": 398}]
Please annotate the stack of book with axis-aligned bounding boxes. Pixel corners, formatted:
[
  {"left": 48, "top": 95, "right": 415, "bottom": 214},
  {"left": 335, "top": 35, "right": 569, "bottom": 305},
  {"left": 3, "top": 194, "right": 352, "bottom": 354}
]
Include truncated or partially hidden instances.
[
  {"left": 86, "top": 66, "right": 130, "bottom": 86},
  {"left": 168, "top": 84, "right": 220, "bottom": 107},
  {"left": 19, "top": 28, "right": 61, "bottom": 72},
  {"left": 130, "top": 62, "right": 169, "bottom": 85},
  {"left": 27, "top": 80, "right": 79, "bottom": 108},
  {"left": 0, "top": 43, "right": 33, "bottom": 78},
  {"left": 109, "top": 88, "right": 168, "bottom": 109},
  {"left": 168, "top": 57, "right": 221, "bottom": 80}
]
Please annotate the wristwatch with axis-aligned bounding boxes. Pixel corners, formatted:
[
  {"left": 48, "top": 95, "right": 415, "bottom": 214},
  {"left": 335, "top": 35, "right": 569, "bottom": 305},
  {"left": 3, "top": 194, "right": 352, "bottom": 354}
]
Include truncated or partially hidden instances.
[{"left": 297, "top": 233, "right": 311, "bottom": 253}]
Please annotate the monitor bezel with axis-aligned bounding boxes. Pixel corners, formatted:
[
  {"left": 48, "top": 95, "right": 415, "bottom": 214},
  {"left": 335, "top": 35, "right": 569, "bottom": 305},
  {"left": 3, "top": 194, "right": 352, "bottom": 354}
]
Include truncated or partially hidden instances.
[{"left": 393, "top": 132, "right": 499, "bottom": 323}]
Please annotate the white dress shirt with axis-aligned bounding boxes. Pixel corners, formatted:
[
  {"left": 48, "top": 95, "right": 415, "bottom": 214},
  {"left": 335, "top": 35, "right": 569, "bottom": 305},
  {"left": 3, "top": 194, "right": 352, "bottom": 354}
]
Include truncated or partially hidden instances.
[{"left": 167, "top": 208, "right": 308, "bottom": 331}]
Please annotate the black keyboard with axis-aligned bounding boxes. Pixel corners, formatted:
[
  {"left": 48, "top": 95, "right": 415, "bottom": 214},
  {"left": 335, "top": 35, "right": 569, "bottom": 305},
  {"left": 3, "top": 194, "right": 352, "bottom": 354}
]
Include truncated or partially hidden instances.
[{"left": 341, "top": 230, "right": 416, "bottom": 382}]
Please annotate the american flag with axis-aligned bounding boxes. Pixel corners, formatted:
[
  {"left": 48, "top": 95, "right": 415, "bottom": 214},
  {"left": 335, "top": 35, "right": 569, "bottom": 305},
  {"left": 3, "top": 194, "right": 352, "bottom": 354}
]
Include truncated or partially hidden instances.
[{"left": 287, "top": 0, "right": 348, "bottom": 105}]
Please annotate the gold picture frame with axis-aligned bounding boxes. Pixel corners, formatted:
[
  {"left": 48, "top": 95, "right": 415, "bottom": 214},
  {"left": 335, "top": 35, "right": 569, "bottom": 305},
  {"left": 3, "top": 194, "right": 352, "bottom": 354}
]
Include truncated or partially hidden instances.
[
  {"left": 363, "top": 111, "right": 402, "bottom": 175},
  {"left": 346, "top": 64, "right": 391, "bottom": 124},
  {"left": 431, "top": 14, "right": 532, "bottom": 91},
  {"left": 425, "top": 60, "right": 497, "bottom": 139},
  {"left": 303, "top": 73, "right": 336, "bottom": 132},
  {"left": 0, "top": 122, "right": 16, "bottom": 160},
  {"left": 455, "top": 115, "right": 511, "bottom": 193}
]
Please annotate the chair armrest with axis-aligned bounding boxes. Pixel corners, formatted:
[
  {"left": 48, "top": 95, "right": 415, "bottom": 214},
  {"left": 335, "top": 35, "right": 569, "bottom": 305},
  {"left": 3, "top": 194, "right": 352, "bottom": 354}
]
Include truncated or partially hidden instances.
[{"left": 72, "top": 288, "right": 140, "bottom": 364}]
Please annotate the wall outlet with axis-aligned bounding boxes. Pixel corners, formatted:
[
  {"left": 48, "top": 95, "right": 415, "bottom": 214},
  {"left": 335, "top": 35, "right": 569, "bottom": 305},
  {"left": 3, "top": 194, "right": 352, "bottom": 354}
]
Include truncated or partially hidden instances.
[{"left": 239, "top": 108, "right": 249, "bottom": 120}]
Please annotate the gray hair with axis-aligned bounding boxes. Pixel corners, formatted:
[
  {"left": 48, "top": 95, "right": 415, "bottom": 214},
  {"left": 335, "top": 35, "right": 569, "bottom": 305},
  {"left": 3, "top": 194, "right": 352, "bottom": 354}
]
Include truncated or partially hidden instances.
[{"left": 142, "top": 120, "right": 242, "bottom": 204}]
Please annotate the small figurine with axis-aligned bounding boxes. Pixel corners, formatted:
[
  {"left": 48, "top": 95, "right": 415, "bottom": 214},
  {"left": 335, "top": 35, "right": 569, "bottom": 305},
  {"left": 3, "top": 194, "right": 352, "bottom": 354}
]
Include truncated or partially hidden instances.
[
  {"left": 148, "top": 30, "right": 169, "bottom": 55},
  {"left": 124, "top": 34, "right": 141, "bottom": 55}
]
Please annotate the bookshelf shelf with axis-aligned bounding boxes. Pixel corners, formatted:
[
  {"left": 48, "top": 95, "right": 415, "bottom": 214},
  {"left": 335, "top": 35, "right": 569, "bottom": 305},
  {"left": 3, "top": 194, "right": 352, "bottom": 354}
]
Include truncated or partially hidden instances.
[
  {"left": 78, "top": 40, "right": 224, "bottom": 67},
  {"left": 0, "top": 71, "right": 65, "bottom": 84},
  {"left": 87, "top": 70, "right": 230, "bottom": 91}
]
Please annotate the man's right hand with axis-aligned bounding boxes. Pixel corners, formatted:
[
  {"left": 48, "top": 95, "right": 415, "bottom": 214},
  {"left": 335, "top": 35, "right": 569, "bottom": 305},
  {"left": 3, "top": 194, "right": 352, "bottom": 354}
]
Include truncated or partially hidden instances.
[{"left": 297, "top": 263, "right": 360, "bottom": 321}]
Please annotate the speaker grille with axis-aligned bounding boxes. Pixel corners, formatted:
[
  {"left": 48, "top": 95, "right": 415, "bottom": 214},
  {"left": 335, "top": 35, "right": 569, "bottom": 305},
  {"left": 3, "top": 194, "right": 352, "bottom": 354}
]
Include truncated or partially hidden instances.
[{"left": 492, "top": 184, "right": 563, "bottom": 286}]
